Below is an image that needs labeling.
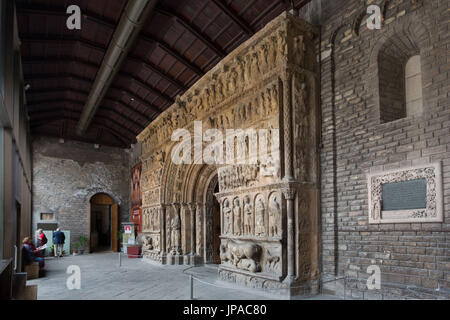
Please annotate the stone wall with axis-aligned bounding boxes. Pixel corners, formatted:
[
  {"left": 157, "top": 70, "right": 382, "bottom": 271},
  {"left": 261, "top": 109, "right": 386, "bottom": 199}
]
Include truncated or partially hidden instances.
[
  {"left": 319, "top": 0, "right": 449, "bottom": 299},
  {"left": 32, "top": 136, "right": 130, "bottom": 251}
]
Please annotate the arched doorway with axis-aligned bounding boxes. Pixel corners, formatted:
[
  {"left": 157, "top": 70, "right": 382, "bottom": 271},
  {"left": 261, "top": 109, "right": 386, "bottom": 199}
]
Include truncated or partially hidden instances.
[
  {"left": 89, "top": 193, "right": 119, "bottom": 253},
  {"left": 203, "top": 174, "right": 221, "bottom": 264}
]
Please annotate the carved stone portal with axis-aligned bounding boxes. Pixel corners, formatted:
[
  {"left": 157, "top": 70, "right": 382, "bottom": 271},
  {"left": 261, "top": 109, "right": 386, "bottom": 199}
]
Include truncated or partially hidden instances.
[{"left": 137, "top": 12, "right": 319, "bottom": 294}]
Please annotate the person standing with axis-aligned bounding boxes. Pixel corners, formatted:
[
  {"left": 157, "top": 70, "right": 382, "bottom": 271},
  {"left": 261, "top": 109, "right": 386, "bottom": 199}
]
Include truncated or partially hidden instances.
[
  {"left": 53, "top": 228, "right": 65, "bottom": 257},
  {"left": 36, "top": 229, "right": 47, "bottom": 256}
]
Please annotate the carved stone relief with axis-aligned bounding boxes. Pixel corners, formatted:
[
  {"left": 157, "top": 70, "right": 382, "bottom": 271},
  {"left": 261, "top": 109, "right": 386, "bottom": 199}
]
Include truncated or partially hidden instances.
[
  {"left": 268, "top": 193, "right": 281, "bottom": 237},
  {"left": 136, "top": 12, "right": 319, "bottom": 292},
  {"left": 254, "top": 195, "right": 266, "bottom": 237},
  {"left": 368, "top": 162, "right": 443, "bottom": 224},
  {"left": 220, "top": 239, "right": 262, "bottom": 273}
]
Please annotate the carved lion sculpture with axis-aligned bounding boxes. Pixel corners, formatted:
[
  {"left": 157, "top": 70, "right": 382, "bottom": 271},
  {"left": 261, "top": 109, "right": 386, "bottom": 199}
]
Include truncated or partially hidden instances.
[{"left": 221, "top": 241, "right": 262, "bottom": 273}]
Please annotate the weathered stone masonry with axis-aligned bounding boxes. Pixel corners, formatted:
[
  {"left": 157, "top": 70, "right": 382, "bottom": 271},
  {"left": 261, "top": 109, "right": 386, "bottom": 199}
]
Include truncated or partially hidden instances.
[
  {"left": 32, "top": 137, "right": 130, "bottom": 250},
  {"left": 319, "top": 0, "right": 449, "bottom": 299}
]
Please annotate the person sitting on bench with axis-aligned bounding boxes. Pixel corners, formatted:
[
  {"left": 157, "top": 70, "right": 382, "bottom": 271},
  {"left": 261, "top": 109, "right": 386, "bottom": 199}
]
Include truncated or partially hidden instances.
[{"left": 22, "top": 237, "right": 45, "bottom": 269}]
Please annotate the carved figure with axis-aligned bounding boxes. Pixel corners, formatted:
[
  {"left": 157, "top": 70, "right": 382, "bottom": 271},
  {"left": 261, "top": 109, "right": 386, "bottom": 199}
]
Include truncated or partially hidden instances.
[
  {"left": 265, "top": 249, "right": 280, "bottom": 273},
  {"left": 233, "top": 198, "right": 242, "bottom": 236},
  {"left": 222, "top": 199, "right": 232, "bottom": 234},
  {"left": 268, "top": 195, "right": 281, "bottom": 237},
  {"left": 170, "top": 211, "right": 181, "bottom": 255},
  {"left": 255, "top": 197, "right": 265, "bottom": 236},
  {"left": 243, "top": 195, "right": 253, "bottom": 235},
  {"left": 142, "top": 235, "right": 153, "bottom": 251}
]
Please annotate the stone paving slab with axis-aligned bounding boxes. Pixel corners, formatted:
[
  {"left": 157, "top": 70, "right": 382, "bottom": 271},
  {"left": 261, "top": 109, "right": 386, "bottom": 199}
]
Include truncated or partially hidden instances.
[{"left": 27, "top": 253, "right": 338, "bottom": 300}]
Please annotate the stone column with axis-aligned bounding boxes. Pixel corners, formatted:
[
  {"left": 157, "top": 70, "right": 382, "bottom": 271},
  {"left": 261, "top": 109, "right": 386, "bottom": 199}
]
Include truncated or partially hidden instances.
[
  {"left": 188, "top": 203, "right": 196, "bottom": 255},
  {"left": 282, "top": 71, "right": 294, "bottom": 182},
  {"left": 171, "top": 203, "right": 182, "bottom": 255},
  {"left": 160, "top": 204, "right": 167, "bottom": 255},
  {"left": 283, "top": 187, "right": 296, "bottom": 282},
  {"left": 196, "top": 202, "right": 204, "bottom": 259}
]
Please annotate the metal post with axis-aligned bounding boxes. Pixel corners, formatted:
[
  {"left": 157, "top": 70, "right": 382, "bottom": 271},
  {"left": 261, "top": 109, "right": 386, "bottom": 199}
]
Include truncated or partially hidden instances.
[
  {"left": 190, "top": 275, "right": 194, "bottom": 300},
  {"left": 118, "top": 252, "right": 121, "bottom": 267}
]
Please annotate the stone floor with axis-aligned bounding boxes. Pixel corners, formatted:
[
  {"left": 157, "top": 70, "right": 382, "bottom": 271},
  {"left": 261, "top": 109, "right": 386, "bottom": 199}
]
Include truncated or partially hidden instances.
[{"left": 27, "top": 252, "right": 339, "bottom": 300}]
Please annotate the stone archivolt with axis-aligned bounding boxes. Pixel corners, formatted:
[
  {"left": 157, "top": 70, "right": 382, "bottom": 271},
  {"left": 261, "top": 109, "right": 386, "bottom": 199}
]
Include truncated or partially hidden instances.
[{"left": 137, "top": 12, "right": 320, "bottom": 292}]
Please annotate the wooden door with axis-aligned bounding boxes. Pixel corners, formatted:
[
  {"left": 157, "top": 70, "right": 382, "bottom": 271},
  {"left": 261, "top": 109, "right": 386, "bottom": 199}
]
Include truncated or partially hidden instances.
[{"left": 111, "top": 204, "right": 119, "bottom": 252}]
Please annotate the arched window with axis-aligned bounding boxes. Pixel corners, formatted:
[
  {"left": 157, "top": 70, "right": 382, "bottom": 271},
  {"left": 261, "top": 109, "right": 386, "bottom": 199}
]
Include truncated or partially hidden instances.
[
  {"left": 377, "top": 44, "right": 423, "bottom": 123},
  {"left": 405, "top": 55, "right": 423, "bottom": 116}
]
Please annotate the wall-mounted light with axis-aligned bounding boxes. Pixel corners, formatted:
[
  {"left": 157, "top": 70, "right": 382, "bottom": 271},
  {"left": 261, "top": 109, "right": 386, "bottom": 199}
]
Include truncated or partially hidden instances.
[{"left": 24, "top": 84, "right": 31, "bottom": 91}]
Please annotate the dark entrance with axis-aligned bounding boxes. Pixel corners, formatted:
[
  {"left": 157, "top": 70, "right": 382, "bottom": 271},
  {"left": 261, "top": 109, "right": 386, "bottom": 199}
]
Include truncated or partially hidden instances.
[
  {"left": 212, "top": 183, "right": 221, "bottom": 264},
  {"left": 89, "top": 193, "right": 118, "bottom": 252}
]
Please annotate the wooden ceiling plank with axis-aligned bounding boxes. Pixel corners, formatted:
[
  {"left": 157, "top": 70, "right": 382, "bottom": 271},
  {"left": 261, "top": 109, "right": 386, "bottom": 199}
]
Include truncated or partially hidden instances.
[
  {"left": 140, "top": 33, "right": 204, "bottom": 76},
  {"left": 27, "top": 98, "right": 146, "bottom": 131},
  {"left": 211, "top": 0, "right": 254, "bottom": 36},
  {"left": 155, "top": 6, "right": 226, "bottom": 58}
]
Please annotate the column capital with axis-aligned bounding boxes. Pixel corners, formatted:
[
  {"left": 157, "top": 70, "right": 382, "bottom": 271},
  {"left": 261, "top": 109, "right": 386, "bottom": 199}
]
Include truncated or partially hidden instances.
[
  {"left": 172, "top": 203, "right": 181, "bottom": 210},
  {"left": 188, "top": 202, "right": 197, "bottom": 211},
  {"left": 282, "top": 187, "right": 296, "bottom": 200}
]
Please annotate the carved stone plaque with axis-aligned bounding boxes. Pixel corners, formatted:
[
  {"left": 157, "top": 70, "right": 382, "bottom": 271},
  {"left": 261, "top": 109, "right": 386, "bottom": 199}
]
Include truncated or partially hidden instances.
[
  {"left": 381, "top": 179, "right": 427, "bottom": 211},
  {"left": 368, "top": 162, "right": 443, "bottom": 224}
]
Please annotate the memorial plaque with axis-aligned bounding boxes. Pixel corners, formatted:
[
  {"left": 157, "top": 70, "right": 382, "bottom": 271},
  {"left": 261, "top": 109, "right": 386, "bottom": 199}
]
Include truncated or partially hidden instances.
[
  {"left": 37, "top": 223, "right": 58, "bottom": 231},
  {"left": 381, "top": 179, "right": 427, "bottom": 211}
]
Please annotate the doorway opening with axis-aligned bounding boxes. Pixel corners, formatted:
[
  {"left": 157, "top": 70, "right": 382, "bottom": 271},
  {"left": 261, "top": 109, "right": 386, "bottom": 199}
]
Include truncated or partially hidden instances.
[
  {"left": 89, "top": 193, "right": 119, "bottom": 253},
  {"left": 212, "top": 182, "right": 221, "bottom": 264},
  {"left": 204, "top": 173, "right": 221, "bottom": 264}
]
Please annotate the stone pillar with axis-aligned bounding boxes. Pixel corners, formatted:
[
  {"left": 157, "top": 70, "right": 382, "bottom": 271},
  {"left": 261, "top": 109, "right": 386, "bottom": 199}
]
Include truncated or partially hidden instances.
[
  {"left": 282, "top": 72, "right": 294, "bottom": 182},
  {"left": 282, "top": 187, "right": 296, "bottom": 282},
  {"left": 160, "top": 204, "right": 167, "bottom": 256},
  {"left": 188, "top": 203, "right": 196, "bottom": 255},
  {"left": 171, "top": 203, "right": 182, "bottom": 255},
  {"left": 180, "top": 203, "right": 188, "bottom": 254},
  {"left": 196, "top": 202, "right": 204, "bottom": 260}
]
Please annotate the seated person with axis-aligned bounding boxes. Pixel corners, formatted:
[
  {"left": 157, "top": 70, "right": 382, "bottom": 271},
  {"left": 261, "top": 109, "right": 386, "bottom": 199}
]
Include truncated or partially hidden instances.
[{"left": 22, "top": 237, "right": 45, "bottom": 269}]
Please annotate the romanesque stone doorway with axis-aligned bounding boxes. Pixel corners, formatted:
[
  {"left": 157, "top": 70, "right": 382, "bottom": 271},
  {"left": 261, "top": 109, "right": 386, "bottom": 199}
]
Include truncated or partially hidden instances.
[
  {"left": 203, "top": 174, "right": 220, "bottom": 264},
  {"left": 89, "top": 193, "right": 118, "bottom": 253}
]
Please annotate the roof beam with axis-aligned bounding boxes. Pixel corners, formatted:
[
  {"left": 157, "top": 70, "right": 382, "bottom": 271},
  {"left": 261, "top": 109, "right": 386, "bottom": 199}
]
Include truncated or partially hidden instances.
[
  {"left": 155, "top": 6, "right": 226, "bottom": 58},
  {"left": 20, "top": 35, "right": 185, "bottom": 90},
  {"left": 139, "top": 33, "right": 204, "bottom": 76},
  {"left": 22, "top": 56, "right": 99, "bottom": 69},
  {"left": 20, "top": 35, "right": 178, "bottom": 103},
  {"left": 211, "top": 0, "right": 254, "bottom": 36},
  {"left": 27, "top": 98, "right": 146, "bottom": 131},
  {"left": 30, "top": 108, "right": 138, "bottom": 139},
  {"left": 23, "top": 69, "right": 162, "bottom": 114},
  {"left": 31, "top": 116, "right": 131, "bottom": 147},
  {"left": 16, "top": 3, "right": 117, "bottom": 30},
  {"left": 76, "top": 0, "right": 159, "bottom": 136},
  {"left": 27, "top": 87, "right": 89, "bottom": 96},
  {"left": 118, "top": 71, "right": 174, "bottom": 105},
  {"left": 24, "top": 81, "right": 152, "bottom": 122}
]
